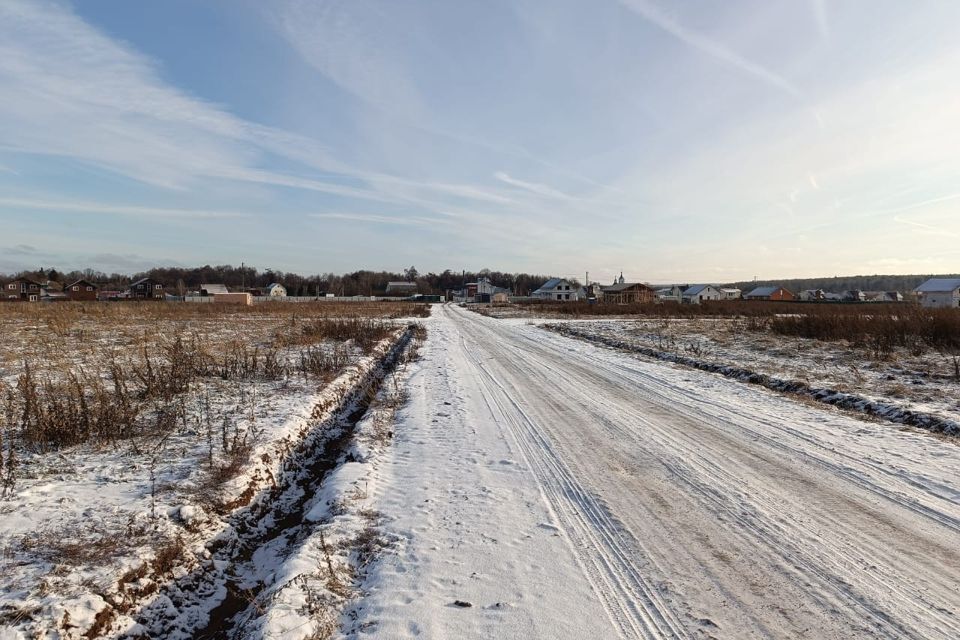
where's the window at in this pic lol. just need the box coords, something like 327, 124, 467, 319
86, 286, 93, 291
155, 284, 162, 289
7, 284, 13, 289
72, 286, 79, 291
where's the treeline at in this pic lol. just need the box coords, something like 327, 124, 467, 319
2, 265, 554, 296
727, 274, 960, 293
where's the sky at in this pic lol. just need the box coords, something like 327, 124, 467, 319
1, 0, 959, 283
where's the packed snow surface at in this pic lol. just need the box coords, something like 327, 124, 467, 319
351, 305, 960, 639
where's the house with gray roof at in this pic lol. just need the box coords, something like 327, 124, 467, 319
745, 285, 795, 301
532, 278, 581, 301
682, 284, 722, 304
915, 278, 960, 308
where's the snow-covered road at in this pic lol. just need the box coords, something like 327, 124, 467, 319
349, 305, 960, 639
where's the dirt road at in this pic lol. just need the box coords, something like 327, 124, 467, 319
352, 305, 960, 639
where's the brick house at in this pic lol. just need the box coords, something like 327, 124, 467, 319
3, 277, 44, 301
65, 279, 99, 301
129, 277, 166, 300
745, 286, 795, 301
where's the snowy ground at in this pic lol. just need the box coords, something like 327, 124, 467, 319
351, 304, 960, 639
539, 316, 960, 426
0, 303, 424, 638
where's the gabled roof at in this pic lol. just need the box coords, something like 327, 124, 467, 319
534, 278, 565, 292
130, 277, 159, 286
683, 284, 716, 296
200, 283, 230, 295
66, 279, 98, 289
746, 286, 780, 297
915, 278, 960, 293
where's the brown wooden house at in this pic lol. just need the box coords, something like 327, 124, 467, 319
601, 282, 655, 304
65, 279, 99, 301
3, 277, 43, 301
129, 277, 165, 300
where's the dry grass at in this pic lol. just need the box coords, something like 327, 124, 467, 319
0, 302, 420, 451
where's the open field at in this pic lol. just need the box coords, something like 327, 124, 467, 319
0, 301, 426, 637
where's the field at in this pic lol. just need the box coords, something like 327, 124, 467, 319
0, 301, 427, 637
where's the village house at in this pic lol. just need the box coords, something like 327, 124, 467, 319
745, 285, 795, 301
861, 291, 905, 303
601, 281, 655, 304
798, 289, 826, 301
655, 285, 684, 303
3, 277, 44, 301
532, 278, 581, 301
65, 279, 99, 301
682, 284, 723, 304
719, 288, 741, 300
915, 278, 960, 308
128, 277, 166, 300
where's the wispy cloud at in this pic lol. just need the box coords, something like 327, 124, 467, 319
309, 212, 449, 226
617, 0, 801, 97
893, 215, 959, 237
494, 171, 572, 200
0, 197, 254, 219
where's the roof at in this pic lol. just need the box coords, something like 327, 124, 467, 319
683, 284, 715, 296
746, 286, 780, 297
915, 278, 960, 293
386, 281, 417, 287
130, 277, 158, 286
66, 279, 98, 289
266, 282, 285, 289
533, 278, 565, 292
200, 283, 230, 295
601, 282, 649, 292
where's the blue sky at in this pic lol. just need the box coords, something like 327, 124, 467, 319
1, 0, 959, 282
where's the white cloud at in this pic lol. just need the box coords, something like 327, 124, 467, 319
617, 0, 801, 97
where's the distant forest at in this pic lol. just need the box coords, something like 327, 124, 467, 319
3, 265, 955, 296
1, 265, 556, 297
726, 274, 960, 294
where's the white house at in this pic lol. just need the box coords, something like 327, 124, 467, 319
532, 278, 581, 301
915, 278, 960, 308
682, 284, 722, 304
719, 287, 741, 300
655, 285, 684, 303
264, 282, 287, 297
